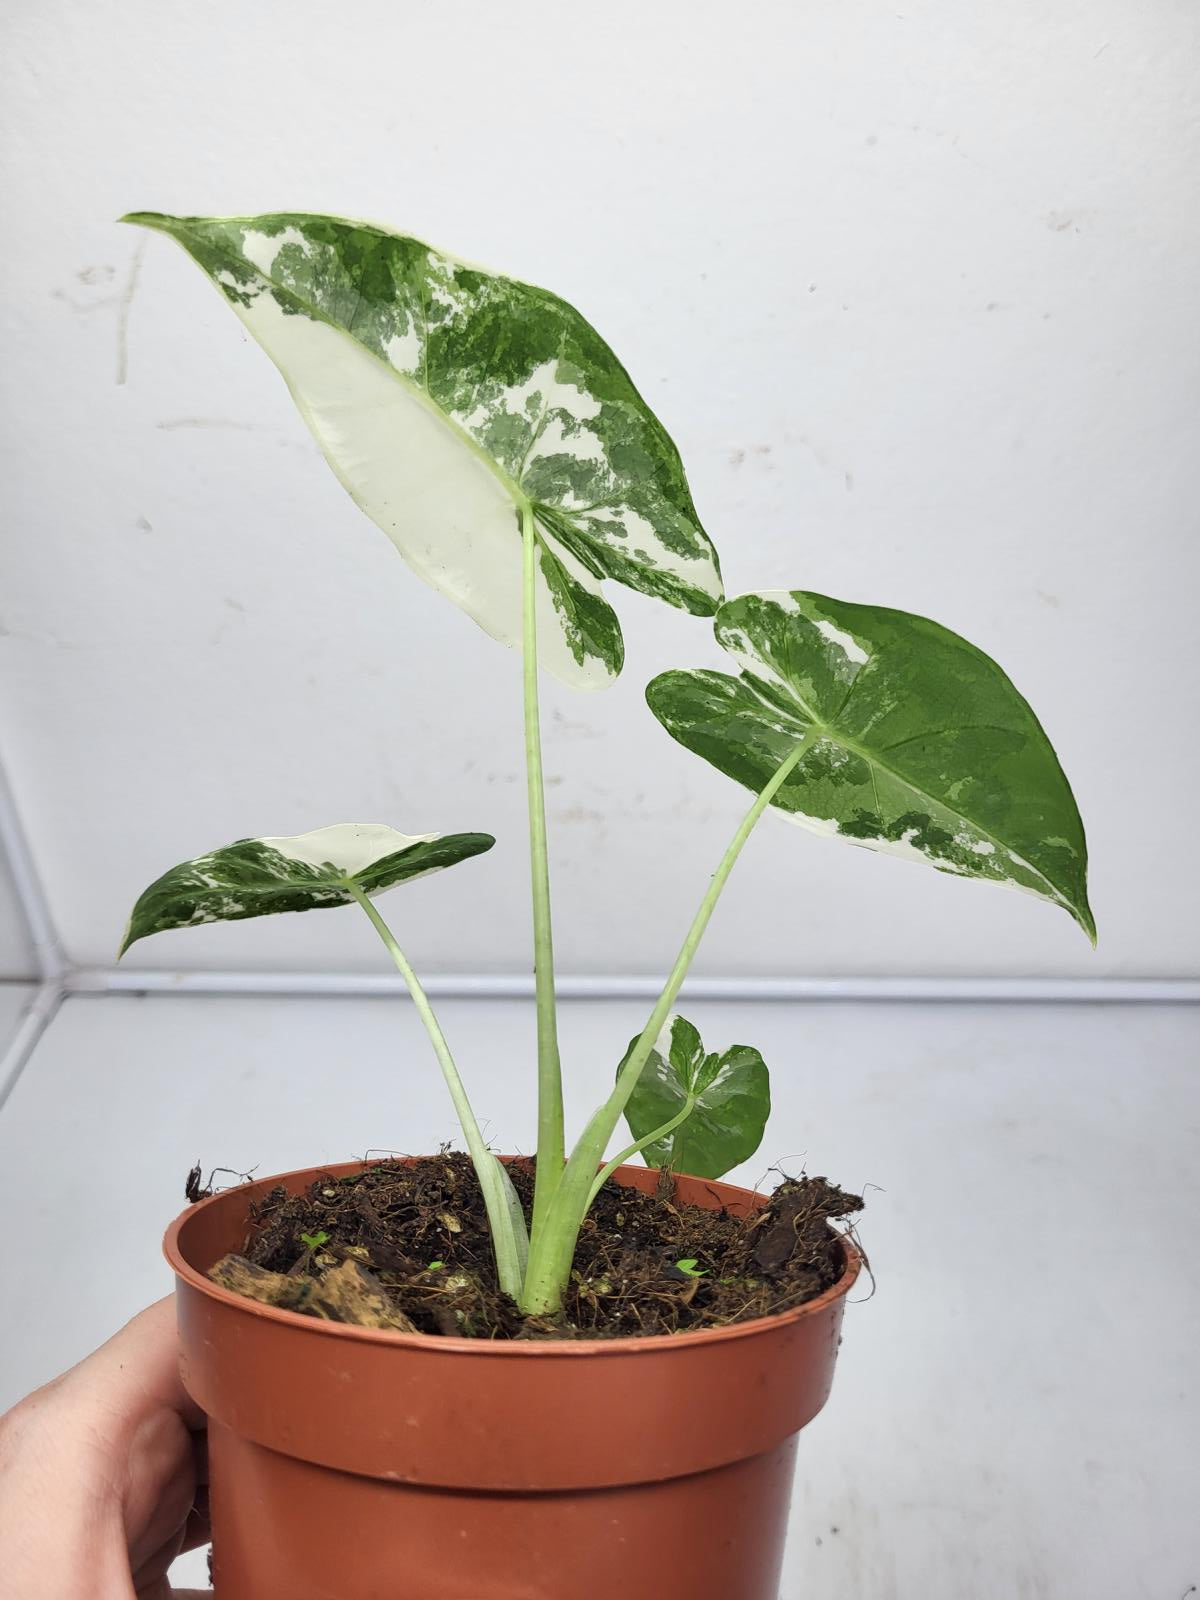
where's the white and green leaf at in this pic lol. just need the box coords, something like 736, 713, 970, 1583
647, 591, 1094, 939
123, 211, 722, 691
120, 823, 494, 955
619, 1013, 771, 1180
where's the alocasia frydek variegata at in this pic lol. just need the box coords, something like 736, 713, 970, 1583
120, 213, 1092, 1315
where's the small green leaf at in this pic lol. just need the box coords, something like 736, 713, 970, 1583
122, 211, 722, 690
299, 1229, 329, 1251
674, 1257, 707, 1278
619, 1013, 771, 1180
647, 590, 1094, 939
426, 1260, 445, 1272
120, 823, 494, 955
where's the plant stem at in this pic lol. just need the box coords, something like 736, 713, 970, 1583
519, 735, 815, 1315
347, 883, 527, 1298
520, 499, 565, 1238
585, 1094, 697, 1209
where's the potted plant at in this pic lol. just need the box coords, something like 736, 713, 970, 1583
119, 211, 1093, 1600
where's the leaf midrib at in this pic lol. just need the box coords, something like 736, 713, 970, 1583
209, 232, 535, 518
740, 671, 1072, 912
181, 856, 425, 901
183, 869, 351, 900
215, 236, 632, 613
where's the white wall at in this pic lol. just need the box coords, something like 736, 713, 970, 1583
1, 0, 1196, 978
0, 853, 34, 981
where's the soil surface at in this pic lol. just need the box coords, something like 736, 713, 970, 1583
204, 1155, 863, 1340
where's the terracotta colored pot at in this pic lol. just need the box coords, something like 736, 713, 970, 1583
166, 1159, 860, 1600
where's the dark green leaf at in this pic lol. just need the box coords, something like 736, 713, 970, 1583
620, 1013, 771, 1180
647, 590, 1094, 939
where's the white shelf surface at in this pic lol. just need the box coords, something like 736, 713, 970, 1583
0, 994, 1195, 1598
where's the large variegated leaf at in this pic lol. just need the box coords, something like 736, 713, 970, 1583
647, 591, 1094, 939
619, 1014, 771, 1180
120, 824, 493, 954
123, 211, 722, 690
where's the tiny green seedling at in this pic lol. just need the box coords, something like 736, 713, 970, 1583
299, 1230, 330, 1252
119, 212, 1093, 1319
426, 1261, 445, 1272
674, 1259, 707, 1279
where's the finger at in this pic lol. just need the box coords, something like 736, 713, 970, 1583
62, 1297, 206, 1432
180, 1487, 211, 1552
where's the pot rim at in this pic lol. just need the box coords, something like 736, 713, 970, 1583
165, 1156, 862, 1358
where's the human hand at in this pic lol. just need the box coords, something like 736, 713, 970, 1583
0, 1297, 209, 1599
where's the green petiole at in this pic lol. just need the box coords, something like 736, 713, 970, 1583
346, 882, 528, 1299
520, 498, 566, 1240
585, 1093, 697, 1210
519, 735, 814, 1315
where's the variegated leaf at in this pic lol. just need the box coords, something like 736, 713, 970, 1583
619, 1013, 771, 1180
647, 591, 1094, 939
123, 211, 722, 690
120, 823, 493, 954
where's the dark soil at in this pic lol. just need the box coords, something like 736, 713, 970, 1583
206, 1155, 863, 1340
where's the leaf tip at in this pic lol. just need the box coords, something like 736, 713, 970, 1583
118, 211, 176, 234
1064, 886, 1097, 947
455, 831, 497, 864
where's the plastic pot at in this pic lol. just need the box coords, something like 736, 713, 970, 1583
165, 1159, 860, 1600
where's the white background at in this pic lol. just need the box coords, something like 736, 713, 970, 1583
2, 0, 1198, 980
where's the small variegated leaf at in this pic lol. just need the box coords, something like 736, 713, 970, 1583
122, 211, 722, 691
120, 823, 493, 955
647, 590, 1094, 939
619, 1013, 771, 1180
